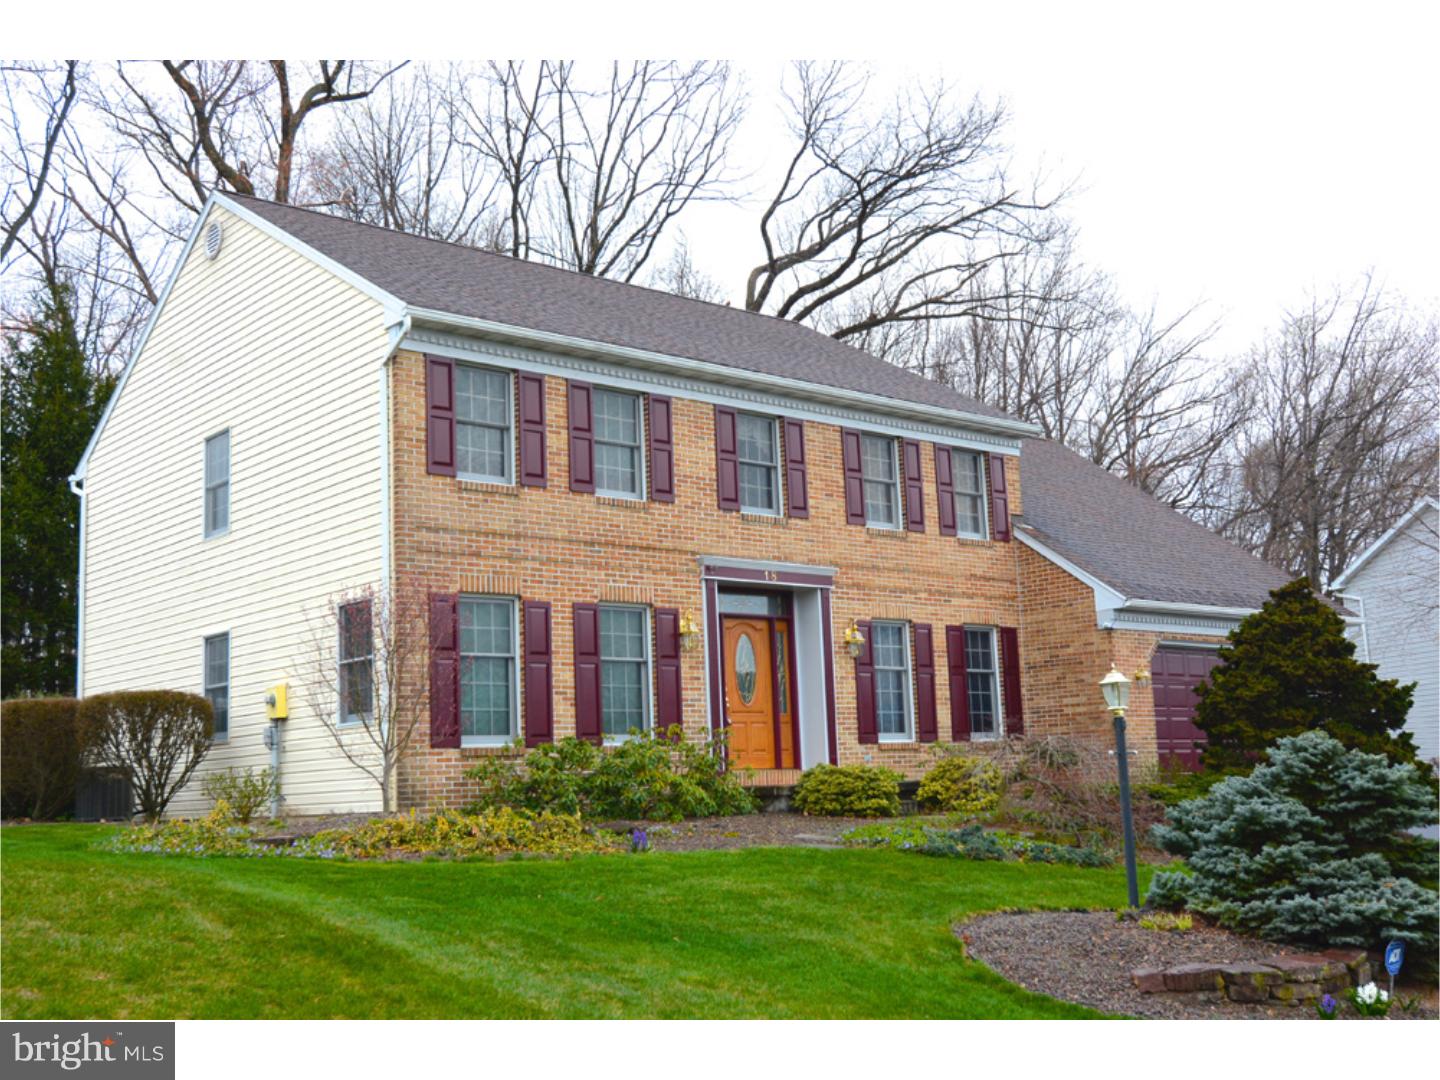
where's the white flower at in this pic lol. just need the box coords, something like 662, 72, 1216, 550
1378, 989, 1390, 1003
1356, 982, 1379, 1005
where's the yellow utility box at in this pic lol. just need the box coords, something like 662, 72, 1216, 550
265, 683, 289, 721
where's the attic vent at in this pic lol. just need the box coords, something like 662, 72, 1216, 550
204, 221, 224, 260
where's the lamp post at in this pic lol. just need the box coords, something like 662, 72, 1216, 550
1100, 665, 1140, 909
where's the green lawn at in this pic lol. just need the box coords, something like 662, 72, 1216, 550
2, 824, 1141, 1019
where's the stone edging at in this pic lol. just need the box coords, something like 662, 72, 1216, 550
1132, 948, 1371, 1006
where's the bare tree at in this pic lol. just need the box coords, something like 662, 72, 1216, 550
1, 61, 78, 262
744, 62, 1058, 346
647, 235, 723, 302
301, 583, 431, 813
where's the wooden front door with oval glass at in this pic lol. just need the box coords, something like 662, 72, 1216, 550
722, 615, 797, 769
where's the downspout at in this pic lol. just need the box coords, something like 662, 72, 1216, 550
379, 311, 409, 812
68, 474, 86, 697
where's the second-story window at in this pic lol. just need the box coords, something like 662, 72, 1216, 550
593, 388, 644, 499
204, 429, 229, 537
861, 434, 900, 528
738, 412, 780, 514
951, 449, 989, 540
455, 365, 513, 483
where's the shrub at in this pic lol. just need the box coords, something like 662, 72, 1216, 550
308, 807, 619, 859
1, 697, 82, 819
1194, 578, 1421, 772
202, 767, 279, 825
78, 690, 214, 821
842, 821, 1114, 866
791, 764, 901, 817
917, 754, 1003, 817
994, 737, 1165, 846
465, 728, 756, 821
1146, 731, 1438, 955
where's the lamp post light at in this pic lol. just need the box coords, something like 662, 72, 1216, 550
1100, 665, 1140, 909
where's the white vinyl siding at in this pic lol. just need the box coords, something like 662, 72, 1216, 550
593, 388, 645, 499
861, 434, 900, 529
204, 633, 230, 739
737, 412, 781, 515
204, 429, 230, 537
454, 364, 513, 483
79, 204, 389, 815
600, 605, 651, 738
965, 627, 1002, 738
951, 449, 989, 540
459, 597, 519, 744
871, 621, 913, 740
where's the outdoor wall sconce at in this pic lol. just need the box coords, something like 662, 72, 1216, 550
1133, 668, 1152, 688
842, 619, 866, 658
678, 610, 702, 652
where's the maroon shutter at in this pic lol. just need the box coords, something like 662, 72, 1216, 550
425, 355, 456, 477
935, 444, 957, 536
648, 395, 675, 503
517, 373, 548, 487
999, 626, 1024, 736
854, 619, 877, 744
946, 625, 971, 741
902, 438, 925, 532
914, 623, 937, 742
654, 607, 683, 737
988, 453, 1011, 541
428, 594, 460, 748
714, 405, 740, 511
572, 603, 602, 743
783, 418, 809, 518
522, 601, 553, 746
567, 381, 595, 493
841, 429, 866, 525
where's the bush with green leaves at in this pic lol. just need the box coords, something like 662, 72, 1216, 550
1147, 731, 1438, 955
202, 767, 279, 825
916, 754, 1004, 817
1195, 579, 1421, 772
78, 691, 214, 821
843, 821, 1113, 866
791, 763, 901, 817
464, 728, 756, 821
1, 697, 82, 819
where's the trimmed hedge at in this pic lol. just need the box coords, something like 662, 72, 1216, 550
1, 697, 82, 819
917, 754, 1004, 817
791, 764, 901, 817
79, 690, 214, 821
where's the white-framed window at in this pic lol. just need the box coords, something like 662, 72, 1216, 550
600, 604, 652, 738
861, 434, 900, 529
203, 429, 230, 537
203, 632, 230, 739
459, 596, 519, 745
965, 627, 1003, 738
737, 412, 781, 514
871, 620, 914, 741
338, 601, 374, 726
455, 364, 514, 483
951, 449, 989, 540
593, 388, 645, 499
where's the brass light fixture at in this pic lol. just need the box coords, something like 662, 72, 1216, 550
678, 610, 702, 652
842, 619, 866, 658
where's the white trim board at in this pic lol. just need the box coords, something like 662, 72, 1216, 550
1329, 497, 1440, 592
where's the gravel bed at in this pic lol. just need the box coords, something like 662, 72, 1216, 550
960, 910, 1437, 1019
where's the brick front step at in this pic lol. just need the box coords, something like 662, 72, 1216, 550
1132, 949, 1373, 1004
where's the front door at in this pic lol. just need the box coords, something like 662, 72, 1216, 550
723, 616, 780, 769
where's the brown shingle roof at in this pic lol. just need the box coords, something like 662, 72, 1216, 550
1018, 438, 1291, 610
227, 194, 1016, 422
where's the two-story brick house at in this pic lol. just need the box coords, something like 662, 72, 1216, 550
71, 194, 1290, 815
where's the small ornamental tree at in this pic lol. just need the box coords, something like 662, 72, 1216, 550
1147, 731, 1438, 955
1194, 578, 1419, 773
78, 691, 214, 821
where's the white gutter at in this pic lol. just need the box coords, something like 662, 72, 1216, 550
404, 306, 1042, 442
70, 475, 86, 696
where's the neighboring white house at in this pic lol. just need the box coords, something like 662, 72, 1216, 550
1331, 498, 1440, 768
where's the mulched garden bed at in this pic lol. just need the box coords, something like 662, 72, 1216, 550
959, 910, 1437, 1020
599, 813, 886, 852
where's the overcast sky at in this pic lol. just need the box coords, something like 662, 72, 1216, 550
673, 5, 1439, 355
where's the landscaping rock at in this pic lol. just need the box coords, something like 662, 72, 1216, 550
1131, 968, 1169, 993
1217, 963, 1284, 1003
1271, 982, 1321, 1006
1262, 955, 1328, 982
1164, 963, 1224, 992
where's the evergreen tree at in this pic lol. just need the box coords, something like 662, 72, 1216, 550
1194, 578, 1419, 772
1, 283, 115, 697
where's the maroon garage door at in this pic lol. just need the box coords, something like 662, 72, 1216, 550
1152, 646, 1221, 770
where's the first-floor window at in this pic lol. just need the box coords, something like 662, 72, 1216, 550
951, 449, 989, 539
204, 633, 229, 739
460, 597, 518, 743
871, 620, 913, 739
338, 601, 374, 724
600, 605, 651, 737
965, 627, 1001, 737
